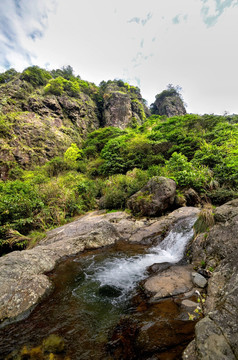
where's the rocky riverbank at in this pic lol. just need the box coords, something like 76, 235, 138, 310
183, 199, 238, 360
0, 206, 198, 328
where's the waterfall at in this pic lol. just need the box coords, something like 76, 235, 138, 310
73, 215, 196, 303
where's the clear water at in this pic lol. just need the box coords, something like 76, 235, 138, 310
0, 215, 196, 359
75, 215, 195, 304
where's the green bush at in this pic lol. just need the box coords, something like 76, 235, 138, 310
64, 143, 82, 169
0, 114, 12, 137
99, 133, 164, 175
100, 169, 148, 209
44, 76, 65, 96
0, 180, 43, 236
0, 68, 18, 84
206, 188, 238, 205
45, 157, 68, 177
162, 152, 214, 191
84, 127, 126, 153
21, 66, 52, 86
44, 76, 81, 97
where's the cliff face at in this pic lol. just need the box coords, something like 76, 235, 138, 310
102, 81, 150, 129
0, 76, 100, 179
151, 86, 187, 117
0, 71, 151, 178
154, 95, 187, 117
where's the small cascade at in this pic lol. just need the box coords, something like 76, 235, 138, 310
73, 215, 196, 304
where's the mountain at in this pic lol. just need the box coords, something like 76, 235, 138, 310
0, 67, 149, 179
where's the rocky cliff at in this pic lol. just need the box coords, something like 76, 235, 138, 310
0, 74, 100, 179
151, 86, 187, 117
0, 70, 150, 178
102, 80, 150, 129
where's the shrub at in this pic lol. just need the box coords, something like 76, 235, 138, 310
206, 188, 238, 205
0, 114, 12, 137
64, 143, 82, 169
194, 205, 214, 234
44, 76, 81, 97
162, 152, 214, 191
0, 68, 18, 84
44, 76, 65, 96
45, 157, 68, 177
100, 169, 148, 209
21, 66, 52, 86
0, 180, 43, 236
84, 127, 126, 153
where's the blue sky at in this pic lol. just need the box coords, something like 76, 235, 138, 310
0, 0, 238, 114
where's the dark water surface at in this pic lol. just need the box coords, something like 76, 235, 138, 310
0, 243, 147, 359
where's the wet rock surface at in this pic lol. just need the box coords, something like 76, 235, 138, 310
108, 280, 200, 360
0, 207, 199, 327
144, 265, 194, 300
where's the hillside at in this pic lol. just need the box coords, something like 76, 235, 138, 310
0, 66, 238, 255
0, 66, 148, 180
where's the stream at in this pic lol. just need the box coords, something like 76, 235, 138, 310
0, 215, 196, 359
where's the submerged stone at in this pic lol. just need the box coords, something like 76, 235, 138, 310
98, 284, 122, 298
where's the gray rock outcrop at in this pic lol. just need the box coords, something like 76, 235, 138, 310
151, 87, 186, 118
183, 199, 238, 359
102, 82, 149, 129
127, 176, 176, 216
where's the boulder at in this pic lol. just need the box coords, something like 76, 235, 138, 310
127, 176, 176, 216
184, 188, 201, 207
143, 265, 194, 301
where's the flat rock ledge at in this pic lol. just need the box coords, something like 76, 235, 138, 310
0, 206, 199, 328
144, 265, 194, 301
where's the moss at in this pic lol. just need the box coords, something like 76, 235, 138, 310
42, 334, 65, 354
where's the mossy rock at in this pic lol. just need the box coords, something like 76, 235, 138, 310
42, 334, 65, 354
127, 176, 176, 216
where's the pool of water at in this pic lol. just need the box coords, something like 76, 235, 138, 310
0, 216, 196, 359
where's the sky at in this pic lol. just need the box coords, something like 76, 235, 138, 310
0, 0, 238, 114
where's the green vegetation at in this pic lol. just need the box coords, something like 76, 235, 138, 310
21, 65, 52, 87
0, 68, 18, 84
0, 66, 238, 255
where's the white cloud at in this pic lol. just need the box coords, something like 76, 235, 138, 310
0, 0, 238, 114
0, 0, 57, 71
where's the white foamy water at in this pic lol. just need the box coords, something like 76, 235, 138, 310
92, 216, 196, 295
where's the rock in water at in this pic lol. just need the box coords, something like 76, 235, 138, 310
98, 285, 122, 298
